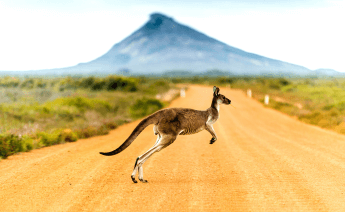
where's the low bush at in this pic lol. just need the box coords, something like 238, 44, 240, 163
217, 77, 235, 84
59, 129, 78, 142
37, 131, 62, 146
335, 122, 345, 134
75, 126, 99, 139
0, 134, 24, 159
75, 125, 109, 139
104, 122, 117, 130
22, 136, 34, 151
105, 76, 138, 92
129, 98, 164, 119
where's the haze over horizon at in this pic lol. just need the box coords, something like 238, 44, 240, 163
0, 0, 344, 72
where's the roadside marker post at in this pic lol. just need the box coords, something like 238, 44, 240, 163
247, 89, 252, 98
265, 95, 269, 105
180, 88, 186, 97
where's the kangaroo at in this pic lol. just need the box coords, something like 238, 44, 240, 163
100, 86, 231, 183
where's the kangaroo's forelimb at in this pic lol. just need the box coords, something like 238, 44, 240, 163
205, 124, 217, 144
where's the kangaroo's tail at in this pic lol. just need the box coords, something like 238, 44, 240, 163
99, 112, 159, 156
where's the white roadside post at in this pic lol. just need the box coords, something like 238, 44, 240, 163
180, 88, 186, 97
264, 95, 269, 105
247, 89, 252, 98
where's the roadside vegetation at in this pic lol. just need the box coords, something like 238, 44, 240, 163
0, 76, 174, 159
2, 74, 345, 159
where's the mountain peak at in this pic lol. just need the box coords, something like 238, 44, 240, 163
150, 13, 174, 22
143, 13, 175, 31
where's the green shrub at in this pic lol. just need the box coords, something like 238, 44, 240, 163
336, 102, 345, 111
43, 97, 112, 118
322, 102, 345, 111
278, 78, 291, 86
22, 136, 34, 152
335, 122, 345, 134
36, 80, 47, 88
191, 76, 202, 83
37, 131, 61, 146
75, 125, 109, 139
75, 126, 98, 139
129, 98, 164, 119
59, 129, 78, 142
8, 135, 24, 153
143, 79, 170, 95
269, 81, 281, 90
0, 77, 20, 88
42, 106, 51, 114
0, 134, 24, 159
57, 106, 77, 121
104, 122, 117, 130
20, 79, 35, 89
105, 76, 138, 92
80, 77, 95, 88
299, 111, 323, 125
329, 108, 340, 117
91, 80, 106, 91
217, 77, 235, 84
171, 78, 183, 84
63, 97, 92, 110
59, 77, 78, 90
272, 101, 293, 110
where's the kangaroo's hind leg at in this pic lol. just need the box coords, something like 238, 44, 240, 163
131, 133, 161, 183
132, 134, 177, 183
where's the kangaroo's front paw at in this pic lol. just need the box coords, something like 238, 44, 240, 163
210, 137, 217, 144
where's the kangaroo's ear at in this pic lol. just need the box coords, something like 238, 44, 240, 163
213, 86, 220, 96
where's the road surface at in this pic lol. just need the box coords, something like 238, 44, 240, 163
1, 85, 345, 211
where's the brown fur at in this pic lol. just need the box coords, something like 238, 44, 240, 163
100, 86, 231, 183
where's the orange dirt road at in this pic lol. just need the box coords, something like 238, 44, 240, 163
1, 85, 345, 212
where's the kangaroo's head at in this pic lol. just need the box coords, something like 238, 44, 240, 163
213, 86, 231, 105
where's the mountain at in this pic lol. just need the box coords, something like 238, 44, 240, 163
73, 13, 311, 76
0, 13, 340, 77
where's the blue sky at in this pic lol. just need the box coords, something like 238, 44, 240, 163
0, 0, 344, 72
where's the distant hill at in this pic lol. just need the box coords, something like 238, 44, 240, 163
312, 69, 343, 77
0, 13, 341, 77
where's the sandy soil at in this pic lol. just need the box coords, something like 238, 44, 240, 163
1, 85, 345, 211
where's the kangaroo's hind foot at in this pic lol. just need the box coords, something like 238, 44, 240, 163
131, 157, 139, 183
138, 166, 148, 183
131, 175, 138, 183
